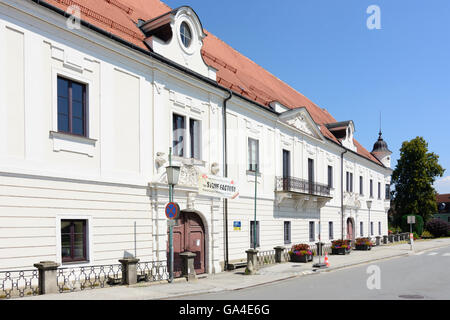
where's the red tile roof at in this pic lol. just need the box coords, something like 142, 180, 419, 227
41, 0, 383, 166
437, 194, 450, 203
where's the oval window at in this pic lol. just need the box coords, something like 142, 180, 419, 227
180, 22, 192, 48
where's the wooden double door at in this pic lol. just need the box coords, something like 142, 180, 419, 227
169, 211, 206, 277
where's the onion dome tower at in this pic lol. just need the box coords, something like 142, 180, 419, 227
371, 130, 392, 168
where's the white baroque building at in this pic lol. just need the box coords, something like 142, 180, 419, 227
0, 0, 392, 274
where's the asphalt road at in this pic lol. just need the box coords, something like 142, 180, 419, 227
179, 245, 450, 300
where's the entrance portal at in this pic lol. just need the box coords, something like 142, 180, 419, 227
169, 211, 206, 277
346, 218, 354, 241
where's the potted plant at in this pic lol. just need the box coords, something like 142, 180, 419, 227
331, 239, 351, 255
289, 244, 313, 263
355, 237, 373, 250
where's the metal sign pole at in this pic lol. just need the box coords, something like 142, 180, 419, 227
409, 221, 413, 251
253, 164, 258, 249
168, 148, 174, 283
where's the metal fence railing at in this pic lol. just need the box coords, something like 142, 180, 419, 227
256, 250, 277, 267
136, 260, 169, 282
0, 269, 39, 299
275, 176, 331, 197
57, 264, 123, 293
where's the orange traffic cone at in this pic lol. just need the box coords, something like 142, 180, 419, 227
324, 252, 330, 267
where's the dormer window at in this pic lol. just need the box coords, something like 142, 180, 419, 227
180, 22, 192, 48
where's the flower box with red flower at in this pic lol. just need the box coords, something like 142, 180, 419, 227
331, 240, 351, 255
355, 237, 373, 250
289, 244, 313, 263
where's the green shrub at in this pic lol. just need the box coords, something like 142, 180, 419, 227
421, 230, 433, 239
401, 215, 424, 235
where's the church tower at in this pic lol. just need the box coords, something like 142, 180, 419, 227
371, 130, 392, 168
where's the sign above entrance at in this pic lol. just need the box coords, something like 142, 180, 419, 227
165, 202, 180, 220
198, 174, 239, 199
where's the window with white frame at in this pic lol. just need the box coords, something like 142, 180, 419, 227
189, 118, 201, 159
173, 113, 185, 157
284, 221, 291, 244
359, 176, 364, 195
329, 221, 334, 240
250, 220, 260, 248
360, 221, 364, 237
248, 138, 259, 172
57, 76, 87, 136
309, 221, 315, 242
378, 182, 381, 199
346, 172, 353, 192
327, 166, 333, 188
172, 113, 201, 159
370, 179, 374, 198
61, 219, 88, 263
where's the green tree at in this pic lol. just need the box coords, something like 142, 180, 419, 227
392, 137, 445, 223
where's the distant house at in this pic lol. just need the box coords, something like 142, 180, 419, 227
436, 194, 450, 223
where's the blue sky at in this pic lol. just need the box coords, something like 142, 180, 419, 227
165, 0, 450, 193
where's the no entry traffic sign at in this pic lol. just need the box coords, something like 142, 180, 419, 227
165, 202, 180, 220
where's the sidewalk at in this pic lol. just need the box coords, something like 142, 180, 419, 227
22, 238, 450, 300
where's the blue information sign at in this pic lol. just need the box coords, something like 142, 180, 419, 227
165, 202, 180, 220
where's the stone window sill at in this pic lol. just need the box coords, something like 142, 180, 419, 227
50, 131, 97, 157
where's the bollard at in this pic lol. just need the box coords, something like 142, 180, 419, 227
245, 249, 259, 275
180, 252, 197, 281
273, 246, 285, 263
315, 242, 325, 256
34, 261, 60, 295
119, 258, 140, 285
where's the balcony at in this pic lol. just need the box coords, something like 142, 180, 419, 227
275, 176, 332, 209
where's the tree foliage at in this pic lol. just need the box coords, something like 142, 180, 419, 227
392, 137, 444, 222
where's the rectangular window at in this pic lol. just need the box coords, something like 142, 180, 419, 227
189, 118, 201, 159
284, 221, 291, 244
359, 176, 364, 195
248, 138, 259, 172
308, 159, 314, 194
309, 221, 315, 242
61, 219, 87, 263
329, 221, 333, 240
370, 179, 373, 198
385, 184, 390, 200
327, 166, 333, 188
250, 220, 260, 248
283, 150, 290, 178
378, 221, 381, 235
57, 76, 87, 136
173, 113, 185, 157
378, 182, 381, 199
371, 222, 374, 236
360, 221, 363, 237
346, 172, 353, 192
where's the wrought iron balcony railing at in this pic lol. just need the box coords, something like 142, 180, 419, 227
275, 176, 331, 197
